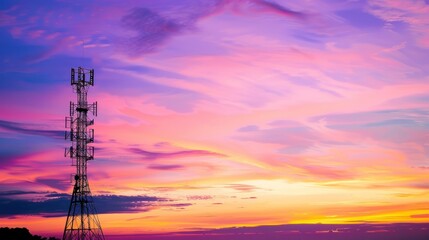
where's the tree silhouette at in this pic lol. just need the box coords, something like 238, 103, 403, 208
0, 227, 60, 240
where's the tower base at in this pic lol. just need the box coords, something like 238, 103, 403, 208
63, 177, 104, 240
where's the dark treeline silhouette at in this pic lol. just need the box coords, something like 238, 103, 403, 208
0, 227, 59, 240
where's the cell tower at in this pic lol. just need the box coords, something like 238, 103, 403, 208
63, 67, 105, 240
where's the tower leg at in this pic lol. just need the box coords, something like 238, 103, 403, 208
63, 177, 104, 240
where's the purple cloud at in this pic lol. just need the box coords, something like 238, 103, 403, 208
0, 191, 193, 218
235, 120, 327, 154
252, 0, 305, 18
225, 184, 260, 192
121, 8, 186, 55
120, 0, 306, 55
35, 177, 70, 191
237, 125, 259, 132
148, 164, 184, 170
0, 190, 41, 196
186, 195, 213, 200
388, 93, 429, 105
0, 120, 63, 139
0, 152, 27, 169
311, 109, 429, 144
128, 147, 225, 160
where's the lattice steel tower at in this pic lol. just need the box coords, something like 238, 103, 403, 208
63, 67, 105, 240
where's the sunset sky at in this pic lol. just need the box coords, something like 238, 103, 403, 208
1, 0, 429, 237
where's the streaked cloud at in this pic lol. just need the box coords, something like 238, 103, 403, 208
128, 147, 225, 161
0, 191, 192, 218
0, 120, 63, 139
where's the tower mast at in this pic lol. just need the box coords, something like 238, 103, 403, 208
63, 67, 104, 240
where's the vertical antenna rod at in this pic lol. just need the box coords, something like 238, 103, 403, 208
63, 67, 104, 240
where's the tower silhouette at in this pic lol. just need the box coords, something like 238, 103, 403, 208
63, 67, 105, 240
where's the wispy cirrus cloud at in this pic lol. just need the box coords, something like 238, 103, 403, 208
121, 8, 186, 55
0, 120, 63, 139
235, 120, 331, 154
147, 164, 184, 170
225, 183, 260, 192
128, 147, 225, 160
367, 0, 429, 48
0, 190, 41, 196
186, 195, 213, 201
34, 177, 70, 191
120, 0, 306, 55
311, 109, 429, 144
250, 0, 305, 18
296, 164, 356, 181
